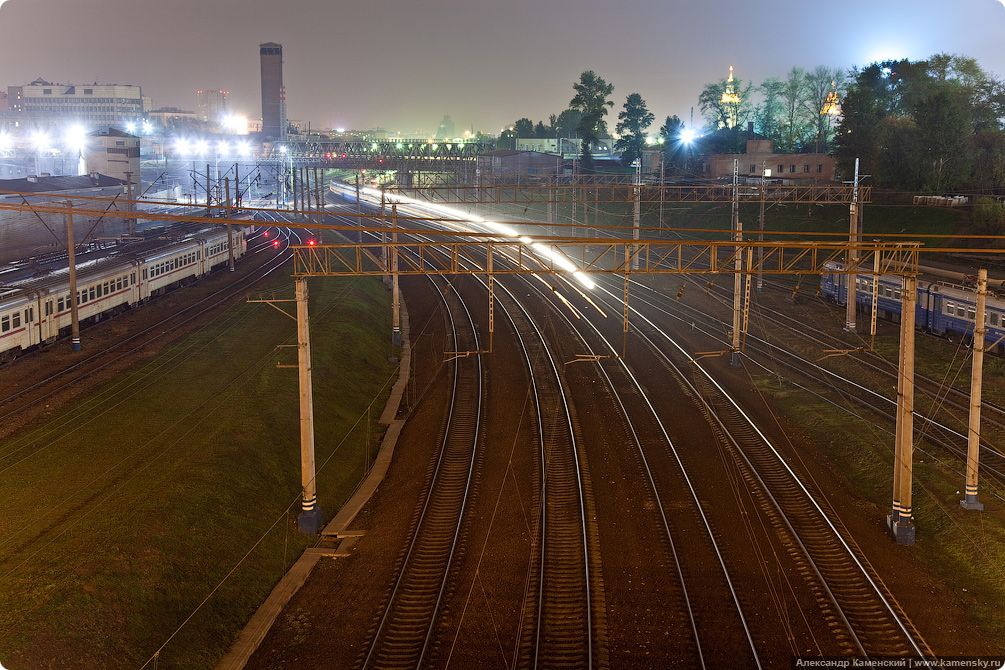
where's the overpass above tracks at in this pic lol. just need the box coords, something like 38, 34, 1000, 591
262, 138, 493, 173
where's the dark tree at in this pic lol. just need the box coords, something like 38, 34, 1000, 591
513, 118, 535, 140
570, 70, 614, 172
551, 109, 582, 139
658, 115, 686, 169
615, 93, 655, 167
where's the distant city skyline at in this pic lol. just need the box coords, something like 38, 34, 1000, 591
1, 0, 1003, 136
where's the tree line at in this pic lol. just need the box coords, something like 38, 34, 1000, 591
502, 54, 1005, 192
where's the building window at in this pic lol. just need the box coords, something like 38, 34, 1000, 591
817, 164, 823, 173
43, 89, 51, 95
790, 165, 796, 173
749, 164, 756, 173
778, 164, 784, 174
84, 89, 93, 95
803, 164, 810, 173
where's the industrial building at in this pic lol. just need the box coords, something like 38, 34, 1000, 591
259, 43, 286, 139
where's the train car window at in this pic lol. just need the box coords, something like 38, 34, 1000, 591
103, 282, 109, 296
12, 313, 20, 328
1, 315, 8, 332
132, 272, 136, 284
895, 289, 901, 300
946, 302, 954, 315
89, 287, 96, 301
968, 308, 976, 321
991, 312, 999, 327
27, 307, 33, 323
58, 297, 64, 311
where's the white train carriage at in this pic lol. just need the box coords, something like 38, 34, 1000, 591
0, 290, 37, 359
0, 225, 250, 359
139, 240, 204, 301
136, 226, 247, 301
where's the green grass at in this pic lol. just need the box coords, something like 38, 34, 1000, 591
0, 271, 399, 669
755, 371, 1005, 647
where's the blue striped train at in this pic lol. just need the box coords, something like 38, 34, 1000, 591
820, 261, 1005, 355
0, 225, 250, 361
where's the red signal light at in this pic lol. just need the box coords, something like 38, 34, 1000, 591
342, 153, 347, 159
308, 239, 315, 246
264, 231, 269, 237
273, 240, 280, 247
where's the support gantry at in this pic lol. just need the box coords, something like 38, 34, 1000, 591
890, 275, 917, 545
248, 280, 322, 534
961, 269, 987, 511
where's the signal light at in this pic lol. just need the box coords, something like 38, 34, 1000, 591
308, 239, 315, 246
273, 240, 280, 247
264, 231, 269, 237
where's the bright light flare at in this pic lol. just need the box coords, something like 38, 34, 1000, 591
680, 128, 697, 144
0, 132, 13, 153
223, 114, 248, 134
351, 183, 596, 290
64, 124, 87, 153
30, 130, 51, 153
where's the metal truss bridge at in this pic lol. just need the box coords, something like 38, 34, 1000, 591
261, 138, 492, 172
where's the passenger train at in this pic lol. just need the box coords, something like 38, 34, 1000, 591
0, 225, 249, 360
821, 262, 1005, 355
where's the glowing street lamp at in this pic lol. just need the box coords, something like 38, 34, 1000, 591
64, 124, 88, 176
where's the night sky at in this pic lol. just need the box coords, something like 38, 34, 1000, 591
1, 0, 1003, 136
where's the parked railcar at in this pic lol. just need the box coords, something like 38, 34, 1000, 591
0, 226, 249, 361
821, 262, 1005, 355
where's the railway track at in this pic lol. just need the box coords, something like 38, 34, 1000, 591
360, 275, 483, 669
586, 275, 933, 659
492, 279, 597, 670
625, 274, 1005, 500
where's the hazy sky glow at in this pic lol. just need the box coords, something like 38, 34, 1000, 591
1, 0, 1003, 135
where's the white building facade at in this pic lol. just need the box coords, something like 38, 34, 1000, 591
7, 79, 149, 129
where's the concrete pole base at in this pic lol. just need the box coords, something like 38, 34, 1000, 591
730, 351, 741, 367
887, 514, 916, 546
960, 495, 984, 511
72, 337, 81, 352
297, 507, 323, 535
392, 330, 402, 347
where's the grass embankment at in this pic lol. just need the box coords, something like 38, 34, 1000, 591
754, 329, 1005, 647
0, 272, 399, 668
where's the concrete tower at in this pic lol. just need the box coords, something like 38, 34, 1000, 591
260, 42, 286, 139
